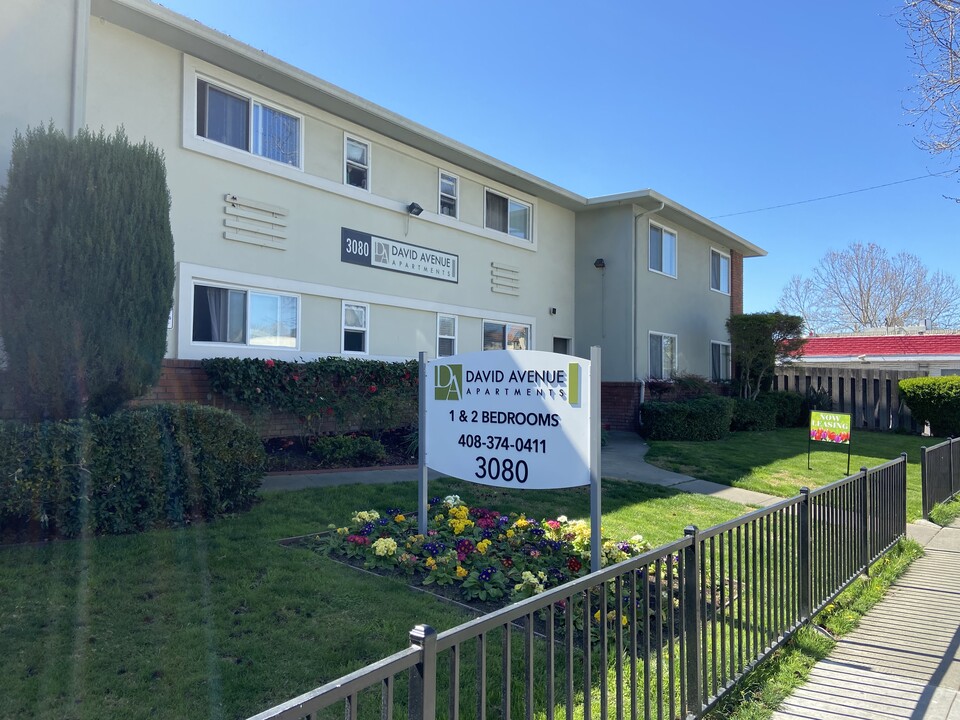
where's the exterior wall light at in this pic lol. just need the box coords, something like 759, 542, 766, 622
594, 258, 606, 269
407, 202, 424, 216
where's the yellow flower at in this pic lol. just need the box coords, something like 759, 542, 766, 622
394, 514, 405, 522
477, 539, 491, 555
506, 529, 515, 538
425, 557, 437, 570
456, 565, 468, 579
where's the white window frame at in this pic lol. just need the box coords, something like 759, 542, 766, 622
191, 281, 300, 350
195, 74, 303, 169
344, 135, 371, 192
483, 320, 531, 351
439, 170, 459, 219
342, 301, 370, 355
648, 221, 678, 278
648, 331, 678, 379
710, 248, 731, 295
437, 313, 458, 357
711, 341, 732, 382
484, 188, 532, 241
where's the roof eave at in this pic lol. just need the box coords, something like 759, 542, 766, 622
585, 190, 766, 258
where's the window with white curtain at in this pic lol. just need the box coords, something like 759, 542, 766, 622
437, 314, 457, 357
343, 302, 369, 353
649, 222, 677, 277
196, 78, 300, 167
439, 171, 458, 218
192, 284, 298, 347
345, 136, 370, 190
649, 332, 677, 379
484, 189, 531, 240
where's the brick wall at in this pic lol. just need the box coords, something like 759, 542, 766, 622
730, 250, 744, 316
601, 382, 642, 432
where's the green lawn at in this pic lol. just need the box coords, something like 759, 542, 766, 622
644, 427, 941, 521
0, 477, 747, 720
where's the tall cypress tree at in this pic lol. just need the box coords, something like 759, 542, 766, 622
0, 125, 174, 420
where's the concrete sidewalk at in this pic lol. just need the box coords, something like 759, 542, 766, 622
772, 519, 960, 720
260, 431, 781, 507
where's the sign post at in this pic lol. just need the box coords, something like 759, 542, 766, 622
419, 348, 602, 571
808, 410, 853, 475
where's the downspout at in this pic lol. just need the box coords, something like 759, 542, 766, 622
70, 0, 91, 137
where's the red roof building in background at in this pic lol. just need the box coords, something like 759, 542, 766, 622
789, 334, 960, 375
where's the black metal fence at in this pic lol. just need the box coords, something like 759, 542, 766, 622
248, 456, 908, 720
921, 437, 960, 518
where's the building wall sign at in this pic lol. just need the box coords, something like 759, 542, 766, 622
341, 227, 458, 283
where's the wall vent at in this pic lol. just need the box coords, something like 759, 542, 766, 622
223, 194, 288, 250
491, 261, 519, 296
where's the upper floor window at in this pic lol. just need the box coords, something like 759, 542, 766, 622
649, 332, 677, 379
438, 314, 457, 357
711, 341, 731, 382
649, 223, 677, 277
196, 79, 300, 167
439, 171, 459, 218
483, 321, 529, 350
485, 189, 531, 240
711, 249, 731, 294
192, 284, 298, 347
345, 136, 370, 191
343, 301, 369, 353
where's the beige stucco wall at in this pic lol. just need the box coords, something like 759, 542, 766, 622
81, 18, 577, 362
0, 0, 78, 174
575, 205, 732, 382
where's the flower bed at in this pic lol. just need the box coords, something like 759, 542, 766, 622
313, 495, 651, 605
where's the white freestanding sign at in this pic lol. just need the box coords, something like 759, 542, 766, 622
424, 350, 591, 489
417, 347, 602, 572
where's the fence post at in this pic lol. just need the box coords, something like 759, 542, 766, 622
798, 488, 812, 620
409, 624, 437, 720
682, 526, 703, 716
951, 438, 957, 499
900, 452, 909, 537
921, 445, 930, 520
860, 467, 870, 577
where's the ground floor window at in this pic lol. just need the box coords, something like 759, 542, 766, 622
649, 332, 677, 379
192, 284, 297, 347
438, 314, 457, 357
483, 321, 530, 350
711, 341, 731, 381
343, 302, 369, 353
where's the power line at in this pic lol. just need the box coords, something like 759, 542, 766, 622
710, 171, 953, 219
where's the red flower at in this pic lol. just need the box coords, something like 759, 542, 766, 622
368, 384, 377, 393
291, 374, 300, 381
326, 407, 335, 415
567, 557, 582, 573
265, 359, 275, 368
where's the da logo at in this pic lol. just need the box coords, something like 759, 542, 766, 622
434, 364, 463, 401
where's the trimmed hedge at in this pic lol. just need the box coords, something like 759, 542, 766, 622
731, 398, 777, 432
310, 434, 386, 468
639, 397, 734, 441
763, 391, 806, 427
0, 404, 265, 538
899, 376, 960, 436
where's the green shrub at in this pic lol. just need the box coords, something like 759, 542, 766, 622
673, 373, 712, 400
899, 376, 960, 436
759, 392, 806, 428
310, 434, 386, 468
731, 398, 777, 431
639, 397, 734, 441
0, 404, 265, 538
202, 356, 418, 438
0, 125, 174, 420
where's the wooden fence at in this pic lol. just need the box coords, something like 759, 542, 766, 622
772, 366, 921, 433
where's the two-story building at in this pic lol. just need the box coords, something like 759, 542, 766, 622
1, 0, 766, 429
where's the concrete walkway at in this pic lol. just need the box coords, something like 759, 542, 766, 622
772, 519, 960, 720
260, 431, 781, 507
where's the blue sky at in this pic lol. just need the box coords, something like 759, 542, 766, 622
158, 0, 958, 314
